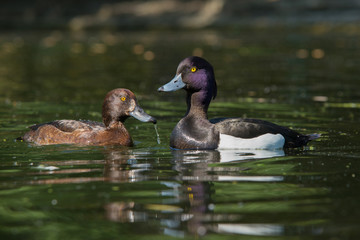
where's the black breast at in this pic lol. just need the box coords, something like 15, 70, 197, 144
170, 116, 219, 150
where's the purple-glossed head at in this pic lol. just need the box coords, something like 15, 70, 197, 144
158, 56, 217, 100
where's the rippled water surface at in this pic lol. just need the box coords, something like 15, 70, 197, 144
1, 27, 360, 239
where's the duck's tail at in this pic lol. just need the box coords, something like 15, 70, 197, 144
307, 133, 321, 141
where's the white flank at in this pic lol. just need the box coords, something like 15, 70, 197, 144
218, 133, 285, 150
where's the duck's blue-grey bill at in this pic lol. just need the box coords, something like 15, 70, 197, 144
157, 74, 185, 92
130, 105, 157, 124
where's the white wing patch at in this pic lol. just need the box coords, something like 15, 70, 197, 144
218, 133, 285, 150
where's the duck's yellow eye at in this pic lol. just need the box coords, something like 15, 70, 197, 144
191, 67, 197, 72
121, 97, 126, 101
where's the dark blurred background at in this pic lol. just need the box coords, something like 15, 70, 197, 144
1, 0, 360, 30
1, 0, 359, 105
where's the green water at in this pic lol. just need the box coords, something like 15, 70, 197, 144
1, 26, 360, 239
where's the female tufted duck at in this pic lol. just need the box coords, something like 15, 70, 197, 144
22, 88, 156, 146
158, 56, 320, 150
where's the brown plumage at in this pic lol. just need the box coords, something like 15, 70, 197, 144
22, 88, 156, 146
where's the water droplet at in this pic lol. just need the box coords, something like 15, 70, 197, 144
208, 203, 215, 210
154, 123, 161, 144
197, 226, 207, 236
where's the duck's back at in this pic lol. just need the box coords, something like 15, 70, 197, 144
211, 117, 318, 148
22, 120, 132, 146
28, 120, 105, 132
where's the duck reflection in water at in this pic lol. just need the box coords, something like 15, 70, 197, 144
103, 147, 152, 183
28, 147, 152, 185
103, 147, 153, 223
30, 146, 284, 236
104, 148, 285, 237
169, 149, 284, 237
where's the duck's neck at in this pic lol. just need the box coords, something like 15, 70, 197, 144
185, 90, 211, 118
109, 121, 131, 138
104, 121, 133, 146
107, 121, 126, 130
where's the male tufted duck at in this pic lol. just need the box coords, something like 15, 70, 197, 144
158, 56, 320, 150
22, 88, 156, 146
